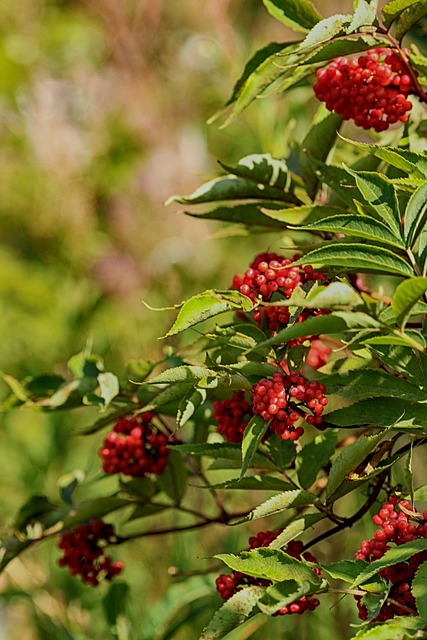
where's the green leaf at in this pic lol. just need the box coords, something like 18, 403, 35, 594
392, 277, 427, 329
0, 372, 30, 402
157, 450, 188, 505
61, 497, 133, 530
120, 477, 157, 500
262, 203, 348, 226
259, 579, 313, 615
340, 137, 427, 179
126, 359, 155, 383
97, 372, 119, 410
326, 397, 427, 430
323, 369, 427, 402
297, 214, 405, 248
200, 586, 264, 640
382, 0, 421, 28
14, 496, 59, 531
185, 204, 288, 229
320, 559, 369, 582
205, 475, 295, 492
166, 290, 253, 337
291, 243, 412, 276
354, 617, 424, 639
325, 431, 388, 500
352, 539, 427, 588
237, 489, 320, 523
262, 0, 323, 33
300, 14, 352, 49
215, 547, 321, 585
395, 0, 427, 40
346, 168, 402, 236
403, 181, 427, 247
255, 311, 381, 350
102, 582, 129, 627
347, 0, 377, 32
300, 35, 389, 64
296, 430, 338, 489
173, 443, 277, 470
219, 154, 292, 190
67, 350, 104, 378
412, 561, 427, 620
148, 366, 218, 385
300, 109, 343, 200
177, 387, 207, 428
267, 519, 308, 549
140, 382, 194, 412
286, 282, 364, 308
241, 416, 270, 479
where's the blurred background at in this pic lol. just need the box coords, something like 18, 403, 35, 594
0, 1, 425, 638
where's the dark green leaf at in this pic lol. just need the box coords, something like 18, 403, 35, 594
14, 496, 59, 531
296, 430, 338, 489
300, 109, 343, 200
412, 561, 427, 620
291, 243, 412, 276
205, 475, 295, 491
340, 137, 427, 179
185, 204, 289, 229
241, 415, 270, 479
325, 431, 388, 500
173, 443, 277, 470
300, 35, 389, 65
326, 397, 427, 430
262, 0, 322, 33
323, 369, 427, 402
382, 0, 420, 27
102, 582, 129, 627
126, 359, 156, 383
157, 450, 188, 505
352, 539, 427, 588
320, 559, 369, 582
297, 214, 405, 248
395, 0, 427, 40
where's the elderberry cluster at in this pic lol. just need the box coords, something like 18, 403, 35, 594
58, 520, 124, 586
314, 49, 415, 131
100, 412, 169, 477
216, 532, 320, 615
252, 371, 328, 440
213, 390, 252, 443
355, 496, 427, 621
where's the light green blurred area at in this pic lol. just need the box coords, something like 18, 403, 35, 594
1, 1, 426, 638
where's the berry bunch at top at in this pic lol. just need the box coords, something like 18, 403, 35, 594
100, 412, 169, 477
216, 532, 320, 616
58, 519, 124, 586
355, 496, 427, 621
314, 49, 415, 131
252, 370, 328, 441
213, 390, 252, 443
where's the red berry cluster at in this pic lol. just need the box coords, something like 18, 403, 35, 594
355, 496, 427, 621
213, 390, 252, 443
252, 371, 328, 440
58, 519, 124, 586
314, 49, 415, 131
100, 412, 169, 477
232, 254, 326, 305
306, 339, 331, 370
216, 532, 321, 615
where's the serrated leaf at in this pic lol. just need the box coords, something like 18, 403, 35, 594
267, 519, 307, 549
262, 203, 348, 226
185, 204, 288, 229
297, 214, 405, 248
219, 154, 292, 190
291, 242, 412, 276
254, 311, 381, 350
300, 34, 389, 64
340, 137, 427, 179
300, 109, 343, 200
326, 397, 427, 430
354, 617, 424, 639
300, 14, 352, 49
347, 0, 377, 32
323, 369, 427, 402
166, 290, 253, 337
215, 547, 321, 585
148, 366, 218, 385
200, 585, 264, 640
205, 475, 295, 491
320, 559, 369, 582
392, 277, 427, 329
403, 181, 427, 247
346, 168, 402, 236
262, 0, 322, 33
412, 560, 427, 620
241, 416, 270, 479
177, 387, 207, 428
325, 431, 388, 500
395, 0, 427, 40
237, 489, 320, 523
296, 429, 338, 489
352, 539, 427, 588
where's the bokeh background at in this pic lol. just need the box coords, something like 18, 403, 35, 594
0, 1, 426, 638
